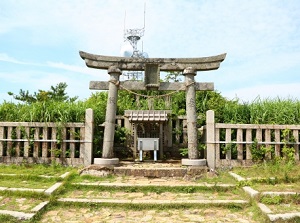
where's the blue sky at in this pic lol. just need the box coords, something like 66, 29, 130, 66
1, 0, 300, 103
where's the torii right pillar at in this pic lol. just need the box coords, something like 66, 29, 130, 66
182, 67, 206, 167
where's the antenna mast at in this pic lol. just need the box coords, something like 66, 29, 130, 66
121, 3, 148, 80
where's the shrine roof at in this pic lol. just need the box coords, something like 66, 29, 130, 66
124, 110, 171, 122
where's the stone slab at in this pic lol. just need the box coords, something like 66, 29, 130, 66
243, 186, 259, 198
60, 172, 70, 179
31, 201, 49, 212
0, 210, 34, 220
181, 159, 206, 166
58, 198, 247, 205
229, 172, 246, 181
258, 203, 273, 214
45, 182, 63, 195
94, 158, 119, 165
114, 167, 187, 177
268, 213, 300, 222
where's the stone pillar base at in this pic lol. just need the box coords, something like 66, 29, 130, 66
182, 159, 206, 166
94, 158, 119, 165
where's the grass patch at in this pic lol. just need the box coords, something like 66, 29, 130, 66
195, 170, 237, 184
233, 163, 300, 183
65, 183, 235, 194
0, 163, 75, 176
0, 189, 48, 199
252, 183, 300, 192
0, 196, 45, 212
0, 214, 21, 223
259, 194, 300, 214
0, 175, 58, 189
69, 173, 116, 184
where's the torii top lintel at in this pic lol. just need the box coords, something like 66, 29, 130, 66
79, 51, 226, 72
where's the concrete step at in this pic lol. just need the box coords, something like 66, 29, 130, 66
58, 198, 248, 206
82, 161, 209, 178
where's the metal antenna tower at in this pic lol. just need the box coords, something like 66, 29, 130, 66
121, 3, 148, 80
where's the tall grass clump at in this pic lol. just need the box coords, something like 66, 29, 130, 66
0, 92, 108, 124
222, 96, 300, 124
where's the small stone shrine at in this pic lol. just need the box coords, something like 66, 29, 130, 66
80, 51, 226, 166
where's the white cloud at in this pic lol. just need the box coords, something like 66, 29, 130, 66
0, 53, 29, 65
1, 0, 300, 102
46, 61, 105, 78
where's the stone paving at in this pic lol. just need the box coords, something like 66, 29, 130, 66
0, 163, 299, 222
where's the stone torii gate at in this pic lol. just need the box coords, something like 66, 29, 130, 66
80, 51, 226, 167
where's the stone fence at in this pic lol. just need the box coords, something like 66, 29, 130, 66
204, 110, 300, 168
1, 108, 300, 168
0, 109, 94, 166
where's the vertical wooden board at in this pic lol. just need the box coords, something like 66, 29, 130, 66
117, 119, 122, 126
51, 128, 57, 157
165, 118, 172, 147
256, 128, 263, 156
182, 119, 188, 144
237, 128, 243, 160
61, 127, 67, 158
264, 129, 272, 159
33, 127, 40, 158
246, 129, 252, 160
79, 127, 85, 158
215, 128, 220, 160
175, 119, 180, 144
293, 130, 299, 161
24, 127, 30, 157
0, 127, 4, 156
133, 123, 137, 159
275, 129, 281, 157
69, 127, 75, 158
225, 128, 231, 160
42, 127, 48, 158
7, 127, 13, 156
159, 123, 163, 159
16, 127, 21, 157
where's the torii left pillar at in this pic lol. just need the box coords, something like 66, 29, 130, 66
182, 67, 206, 166
94, 66, 121, 165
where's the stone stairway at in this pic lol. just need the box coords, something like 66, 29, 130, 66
54, 175, 252, 223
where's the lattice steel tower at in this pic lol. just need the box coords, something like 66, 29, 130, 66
120, 5, 148, 80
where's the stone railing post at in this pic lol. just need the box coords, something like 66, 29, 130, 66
84, 108, 94, 166
95, 66, 121, 165
206, 110, 216, 169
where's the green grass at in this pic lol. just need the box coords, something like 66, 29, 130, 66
195, 170, 237, 184
233, 163, 300, 182
0, 163, 299, 222
0, 196, 45, 212
252, 183, 300, 192
69, 173, 116, 184
0, 175, 57, 189
259, 194, 300, 214
0, 164, 75, 176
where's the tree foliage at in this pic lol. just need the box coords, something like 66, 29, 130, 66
8, 82, 78, 104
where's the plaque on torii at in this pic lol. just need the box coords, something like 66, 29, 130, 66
80, 51, 226, 167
